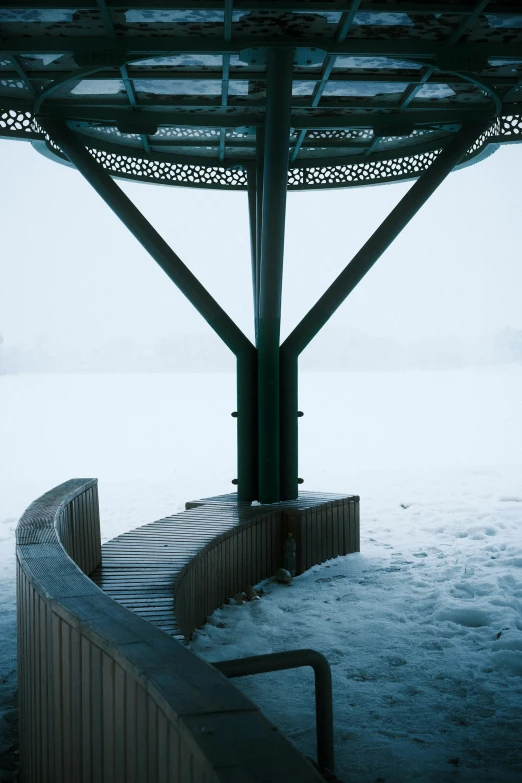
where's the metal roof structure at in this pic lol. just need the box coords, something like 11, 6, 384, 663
1, 3, 521, 505
0, 1, 521, 189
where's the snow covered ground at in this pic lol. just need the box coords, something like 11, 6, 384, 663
1, 369, 521, 781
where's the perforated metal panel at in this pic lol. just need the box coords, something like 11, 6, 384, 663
0, 2, 521, 188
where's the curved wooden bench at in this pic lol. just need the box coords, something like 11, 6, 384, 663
16, 479, 327, 783
90, 491, 359, 642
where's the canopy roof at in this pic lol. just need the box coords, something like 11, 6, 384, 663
0, 1, 521, 189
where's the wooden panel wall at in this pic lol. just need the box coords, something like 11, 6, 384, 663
16, 480, 323, 783
174, 495, 360, 641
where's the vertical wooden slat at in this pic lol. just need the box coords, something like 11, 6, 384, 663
79, 491, 87, 571
157, 710, 169, 783
125, 677, 137, 783
245, 525, 252, 588
167, 722, 180, 780
179, 741, 193, 782
261, 519, 266, 582
87, 486, 96, 573
147, 700, 158, 783
81, 636, 92, 783
355, 497, 361, 551
61, 621, 72, 781
304, 509, 310, 570
114, 662, 126, 782
321, 501, 328, 563
21, 571, 29, 783
93, 481, 102, 565
331, 501, 338, 556
46, 586, 55, 783
342, 500, 350, 556
52, 611, 63, 783
136, 683, 148, 783
29, 580, 36, 783
326, 501, 333, 561
38, 593, 49, 782
91, 644, 103, 783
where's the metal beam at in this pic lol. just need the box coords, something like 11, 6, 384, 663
218, 0, 234, 163
247, 164, 258, 335
291, 0, 362, 161
257, 49, 293, 504
7, 55, 37, 98
41, 119, 252, 358
366, 1, 492, 159
279, 120, 490, 499
2, 38, 521, 60
283, 121, 490, 358
254, 125, 264, 344
25, 96, 505, 113
2, 70, 518, 88
0, 1, 517, 13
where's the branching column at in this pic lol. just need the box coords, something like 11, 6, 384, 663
257, 50, 293, 504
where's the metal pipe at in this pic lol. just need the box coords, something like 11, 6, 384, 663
212, 648, 334, 773
257, 49, 293, 504
279, 350, 299, 500
247, 164, 258, 344
237, 349, 258, 501
41, 118, 253, 359
255, 125, 264, 345
282, 121, 490, 359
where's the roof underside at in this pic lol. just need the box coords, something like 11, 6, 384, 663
0, 1, 521, 189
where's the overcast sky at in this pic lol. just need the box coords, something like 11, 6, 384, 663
1, 137, 521, 351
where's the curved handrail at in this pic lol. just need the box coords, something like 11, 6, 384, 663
16, 479, 323, 783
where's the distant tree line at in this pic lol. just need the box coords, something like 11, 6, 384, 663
1, 329, 522, 374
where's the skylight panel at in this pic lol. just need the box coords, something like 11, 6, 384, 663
131, 55, 223, 67
71, 80, 124, 96
292, 11, 342, 24
0, 9, 74, 22
21, 54, 64, 66
228, 81, 249, 96
292, 82, 316, 97
126, 10, 224, 23
334, 57, 422, 70
134, 80, 222, 96
323, 82, 408, 97
353, 13, 413, 27
485, 15, 522, 29
415, 84, 456, 99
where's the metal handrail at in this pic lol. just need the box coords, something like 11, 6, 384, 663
212, 648, 334, 774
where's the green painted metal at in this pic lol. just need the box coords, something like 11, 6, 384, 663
257, 49, 293, 504
2, 36, 521, 60
19, 102, 498, 134
236, 349, 258, 502
0, 2, 516, 12
255, 126, 264, 344
283, 121, 490, 359
247, 165, 258, 338
279, 351, 299, 501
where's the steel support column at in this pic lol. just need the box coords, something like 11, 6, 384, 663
257, 49, 293, 503
255, 125, 264, 343
279, 121, 490, 499
247, 165, 258, 338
